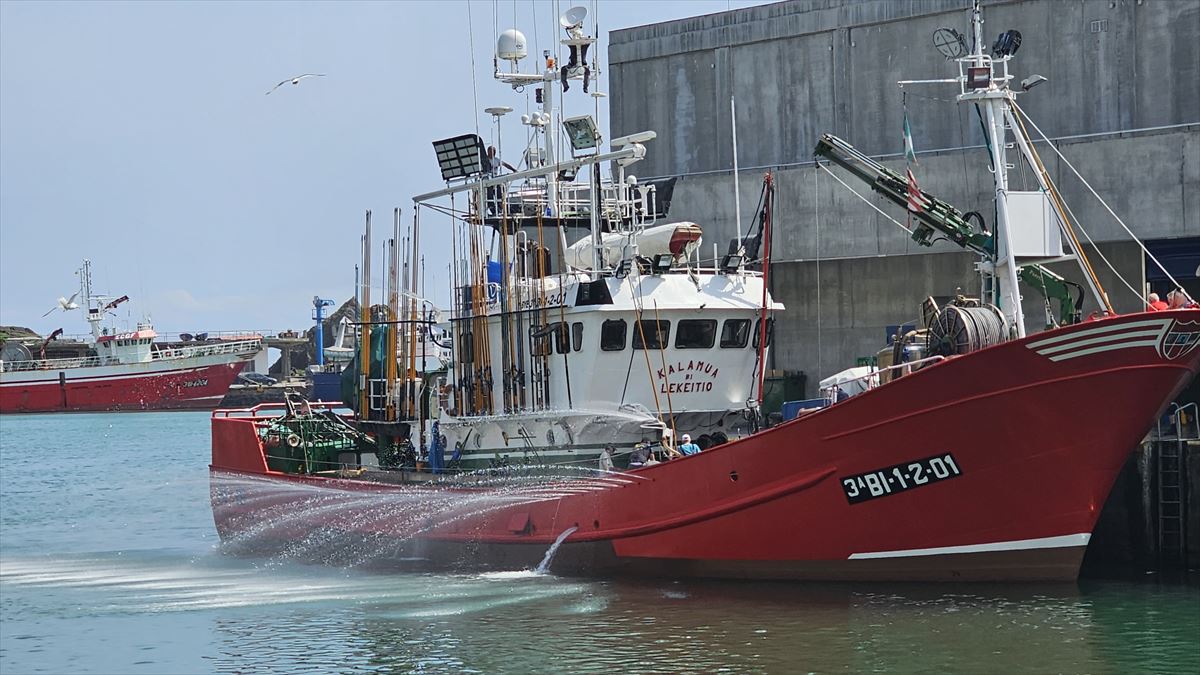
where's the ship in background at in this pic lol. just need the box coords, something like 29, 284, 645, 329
207, 2, 1199, 581
0, 260, 261, 413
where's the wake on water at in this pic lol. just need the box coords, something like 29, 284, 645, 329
211, 471, 601, 572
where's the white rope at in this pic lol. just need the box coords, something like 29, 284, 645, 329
467, 1, 480, 137
816, 162, 913, 235
1012, 100, 1189, 298
814, 166, 822, 380
1044, 168, 1144, 303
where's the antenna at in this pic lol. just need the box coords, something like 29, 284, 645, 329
932, 28, 966, 60
559, 6, 587, 33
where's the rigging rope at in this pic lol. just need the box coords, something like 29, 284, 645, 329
467, 1, 481, 137
816, 162, 913, 235
1011, 100, 1190, 299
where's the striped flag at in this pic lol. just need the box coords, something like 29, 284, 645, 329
906, 167, 929, 213
902, 111, 928, 214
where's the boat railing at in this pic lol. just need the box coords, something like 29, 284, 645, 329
212, 400, 349, 419
2, 338, 262, 373
821, 355, 947, 400
150, 338, 262, 361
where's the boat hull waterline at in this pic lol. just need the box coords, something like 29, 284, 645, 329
210, 311, 1200, 581
2, 358, 251, 413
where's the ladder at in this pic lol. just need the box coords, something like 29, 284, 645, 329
1157, 403, 1198, 566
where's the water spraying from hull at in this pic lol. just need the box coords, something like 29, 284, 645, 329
535, 526, 579, 574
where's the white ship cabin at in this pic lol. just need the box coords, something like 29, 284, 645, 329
94, 325, 157, 364
440, 218, 784, 451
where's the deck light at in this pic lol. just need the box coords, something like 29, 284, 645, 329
651, 253, 673, 274
432, 134, 486, 181
563, 114, 600, 152
720, 253, 743, 274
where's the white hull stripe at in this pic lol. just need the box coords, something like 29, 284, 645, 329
1027, 319, 1169, 350
847, 533, 1091, 560
1034, 329, 1164, 356
1027, 319, 1171, 362
1048, 339, 1161, 362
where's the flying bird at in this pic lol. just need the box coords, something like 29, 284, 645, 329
42, 292, 80, 317
266, 73, 326, 95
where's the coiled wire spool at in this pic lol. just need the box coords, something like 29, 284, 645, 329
927, 304, 1007, 356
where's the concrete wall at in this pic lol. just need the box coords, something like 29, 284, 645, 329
609, 0, 1200, 385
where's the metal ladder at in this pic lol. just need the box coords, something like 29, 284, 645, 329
1157, 403, 1198, 566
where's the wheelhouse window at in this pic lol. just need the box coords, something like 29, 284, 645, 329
753, 317, 775, 349
720, 319, 751, 348
675, 319, 717, 349
554, 322, 571, 355
600, 319, 627, 351
572, 322, 583, 352
633, 320, 670, 350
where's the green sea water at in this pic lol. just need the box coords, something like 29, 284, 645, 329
1, 411, 1197, 674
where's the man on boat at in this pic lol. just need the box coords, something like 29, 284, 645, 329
678, 434, 701, 456
1168, 289, 1198, 309
1147, 293, 1169, 311
485, 146, 516, 217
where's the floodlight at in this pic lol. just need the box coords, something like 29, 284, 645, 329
720, 253, 743, 274
1020, 74, 1047, 91
557, 167, 577, 182
432, 134, 486, 181
563, 114, 599, 151
651, 254, 673, 274
615, 258, 633, 279
991, 30, 1022, 57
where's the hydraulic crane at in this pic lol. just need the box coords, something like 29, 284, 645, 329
814, 133, 1083, 327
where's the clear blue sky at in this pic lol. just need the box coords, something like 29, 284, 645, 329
0, 0, 766, 338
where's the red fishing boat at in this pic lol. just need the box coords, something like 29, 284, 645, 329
208, 3, 1199, 581
1, 260, 261, 413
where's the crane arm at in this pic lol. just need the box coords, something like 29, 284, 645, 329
814, 133, 1081, 326
814, 134, 993, 256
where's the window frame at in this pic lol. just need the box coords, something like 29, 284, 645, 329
720, 318, 751, 349
675, 319, 717, 349
633, 319, 670, 350
600, 319, 627, 352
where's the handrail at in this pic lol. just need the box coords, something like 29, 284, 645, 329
821, 355, 947, 391
1, 338, 262, 373
1173, 402, 1199, 441
212, 400, 349, 418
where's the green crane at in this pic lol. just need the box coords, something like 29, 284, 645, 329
813, 133, 1083, 327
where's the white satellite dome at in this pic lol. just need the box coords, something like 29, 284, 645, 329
496, 29, 527, 62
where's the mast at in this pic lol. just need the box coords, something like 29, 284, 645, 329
960, 0, 1025, 338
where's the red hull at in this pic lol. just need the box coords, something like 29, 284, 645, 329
1, 361, 248, 413
210, 311, 1200, 581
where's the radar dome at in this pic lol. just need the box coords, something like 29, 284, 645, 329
497, 29, 527, 62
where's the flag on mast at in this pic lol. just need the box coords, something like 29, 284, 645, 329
902, 110, 928, 213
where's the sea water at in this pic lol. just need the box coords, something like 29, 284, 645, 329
1, 411, 1197, 674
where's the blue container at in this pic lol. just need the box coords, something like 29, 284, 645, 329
781, 398, 827, 421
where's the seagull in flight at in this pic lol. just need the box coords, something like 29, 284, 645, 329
43, 292, 80, 317
266, 73, 325, 95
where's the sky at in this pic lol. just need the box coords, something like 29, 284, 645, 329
0, 0, 768, 338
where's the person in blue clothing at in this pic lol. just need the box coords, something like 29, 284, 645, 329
678, 433, 701, 456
